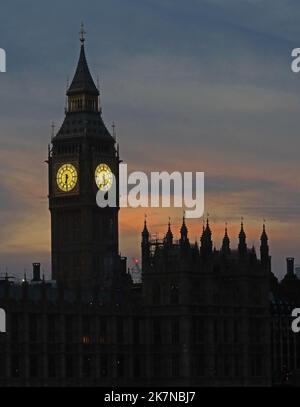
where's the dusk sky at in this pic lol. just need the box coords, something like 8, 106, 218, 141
0, 0, 300, 280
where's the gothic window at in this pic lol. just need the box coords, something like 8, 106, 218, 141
83, 355, 92, 378
170, 283, 179, 305
11, 313, 20, 342
29, 355, 38, 378
223, 319, 229, 343
116, 355, 124, 378
48, 355, 56, 378
152, 283, 161, 305
153, 354, 162, 378
133, 318, 140, 345
66, 355, 74, 378
82, 315, 91, 335
11, 354, 20, 378
99, 318, 108, 344
29, 314, 38, 343
233, 320, 239, 343
213, 319, 219, 344
171, 354, 180, 378
171, 319, 180, 344
196, 355, 205, 376
251, 354, 263, 377
194, 318, 204, 343
47, 315, 56, 343
117, 317, 124, 344
65, 315, 73, 343
133, 356, 141, 378
100, 355, 108, 377
153, 319, 162, 344
224, 355, 230, 377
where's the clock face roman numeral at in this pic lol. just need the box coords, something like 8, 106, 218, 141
56, 163, 78, 192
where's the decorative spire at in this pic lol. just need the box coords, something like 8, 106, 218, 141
180, 212, 190, 250
142, 214, 149, 240
67, 25, 99, 97
50, 122, 55, 141
261, 221, 268, 243
112, 122, 116, 140
205, 218, 212, 237
238, 218, 247, 256
141, 215, 150, 268
260, 221, 270, 267
222, 223, 230, 254
180, 212, 188, 238
165, 217, 173, 246
200, 217, 213, 258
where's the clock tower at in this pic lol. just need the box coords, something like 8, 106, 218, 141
48, 29, 120, 289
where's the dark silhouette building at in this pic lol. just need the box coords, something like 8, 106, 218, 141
270, 257, 300, 386
0, 30, 292, 387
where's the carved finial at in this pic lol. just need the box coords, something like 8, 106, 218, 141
112, 122, 116, 140
79, 22, 86, 44
51, 122, 55, 141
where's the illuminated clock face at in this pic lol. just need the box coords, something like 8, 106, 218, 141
56, 163, 78, 192
95, 163, 113, 191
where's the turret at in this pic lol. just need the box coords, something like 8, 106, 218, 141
164, 219, 173, 248
221, 225, 230, 255
141, 217, 150, 269
200, 219, 213, 259
238, 220, 247, 257
260, 223, 270, 268
179, 214, 190, 251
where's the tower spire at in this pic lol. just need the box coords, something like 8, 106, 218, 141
200, 217, 213, 258
238, 218, 247, 256
222, 223, 230, 254
180, 212, 190, 250
67, 24, 99, 100
142, 214, 149, 240
165, 217, 173, 247
260, 220, 270, 268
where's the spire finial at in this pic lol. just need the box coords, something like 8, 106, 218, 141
182, 211, 186, 226
112, 122, 116, 140
51, 122, 55, 141
142, 214, 149, 239
79, 22, 86, 44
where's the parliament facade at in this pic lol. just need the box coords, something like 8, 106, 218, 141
0, 33, 299, 387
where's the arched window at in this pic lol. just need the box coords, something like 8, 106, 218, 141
152, 283, 161, 305
170, 283, 179, 305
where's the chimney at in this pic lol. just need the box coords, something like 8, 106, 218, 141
32, 263, 41, 282
286, 257, 295, 275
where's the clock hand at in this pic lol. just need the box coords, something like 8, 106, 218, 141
65, 173, 69, 190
